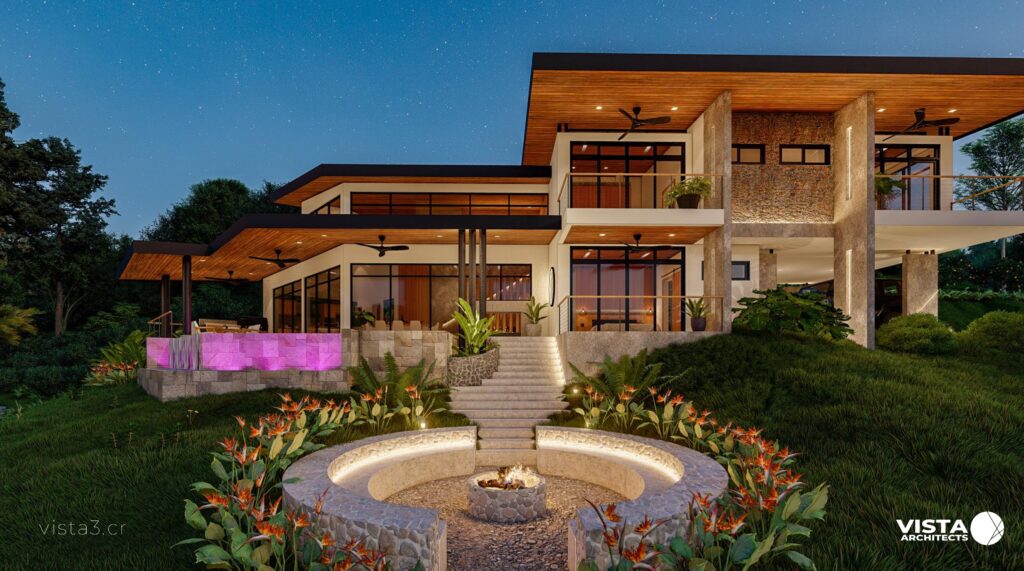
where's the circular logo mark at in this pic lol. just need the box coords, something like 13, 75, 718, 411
970, 512, 1004, 545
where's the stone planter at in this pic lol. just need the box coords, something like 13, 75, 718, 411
466, 471, 547, 523
523, 322, 543, 337
445, 348, 499, 387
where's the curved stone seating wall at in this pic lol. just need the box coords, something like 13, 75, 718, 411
283, 427, 477, 571
535, 427, 729, 570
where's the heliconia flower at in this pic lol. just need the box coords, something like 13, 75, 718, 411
332, 560, 354, 571
716, 511, 748, 535
218, 437, 238, 451
280, 392, 293, 403
361, 392, 375, 403
234, 415, 246, 428
670, 395, 685, 406
634, 515, 655, 535
286, 510, 311, 529
318, 531, 335, 548
269, 496, 282, 516
602, 503, 622, 523
648, 387, 658, 396
602, 528, 620, 547
250, 498, 267, 521
690, 493, 712, 510
199, 490, 229, 509
255, 520, 286, 541
342, 538, 360, 551
623, 542, 649, 562
314, 489, 328, 514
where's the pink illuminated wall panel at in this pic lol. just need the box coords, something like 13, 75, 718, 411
198, 333, 342, 371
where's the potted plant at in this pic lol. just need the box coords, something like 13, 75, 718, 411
875, 175, 907, 208
447, 298, 499, 386
685, 298, 707, 332
664, 176, 713, 209
522, 295, 549, 337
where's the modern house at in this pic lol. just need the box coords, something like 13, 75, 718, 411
121, 53, 1024, 400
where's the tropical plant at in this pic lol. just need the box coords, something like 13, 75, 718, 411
85, 329, 147, 385
874, 175, 907, 198
0, 305, 38, 346
348, 353, 447, 429
577, 501, 665, 571
523, 295, 549, 324
664, 176, 713, 205
876, 314, 956, 355
684, 298, 706, 319
351, 308, 376, 328
732, 287, 853, 340
570, 350, 683, 432
452, 297, 495, 355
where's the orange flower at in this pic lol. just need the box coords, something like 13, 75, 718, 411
280, 392, 293, 403
623, 541, 649, 563
234, 415, 246, 428
669, 395, 685, 406
218, 437, 238, 451
601, 503, 622, 523
318, 531, 335, 548
287, 510, 311, 529
254, 521, 286, 541
314, 489, 328, 514
716, 511, 748, 535
690, 493, 712, 510
200, 490, 229, 509
332, 560, 354, 571
602, 527, 620, 547
648, 386, 659, 397
634, 515, 655, 535
361, 392, 375, 403
269, 497, 282, 516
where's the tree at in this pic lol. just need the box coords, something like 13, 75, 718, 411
143, 179, 289, 243
955, 118, 1024, 258
0, 304, 38, 346
0, 77, 116, 335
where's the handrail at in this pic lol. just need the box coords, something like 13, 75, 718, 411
557, 172, 723, 212
873, 174, 1024, 209
147, 310, 173, 325
556, 294, 726, 333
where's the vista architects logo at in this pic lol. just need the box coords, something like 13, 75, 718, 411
897, 512, 1004, 545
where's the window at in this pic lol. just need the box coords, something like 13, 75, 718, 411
731, 144, 765, 164
875, 144, 940, 210
570, 247, 685, 332
312, 197, 342, 214
700, 261, 752, 281
305, 268, 341, 332
351, 264, 531, 329
272, 280, 302, 333
569, 142, 685, 208
779, 144, 830, 165
350, 193, 547, 216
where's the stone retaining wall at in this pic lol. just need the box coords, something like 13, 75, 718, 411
535, 427, 729, 570
356, 330, 453, 372
445, 348, 499, 387
138, 368, 347, 402
557, 331, 720, 377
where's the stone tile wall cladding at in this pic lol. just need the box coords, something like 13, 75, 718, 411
557, 331, 719, 377
138, 368, 347, 402
444, 348, 499, 387
534, 427, 729, 571
356, 330, 453, 372
732, 112, 834, 223
283, 427, 478, 571
466, 472, 548, 523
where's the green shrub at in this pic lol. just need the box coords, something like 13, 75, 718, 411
877, 314, 956, 355
959, 310, 1024, 354
732, 287, 853, 340
0, 365, 89, 397
452, 297, 495, 355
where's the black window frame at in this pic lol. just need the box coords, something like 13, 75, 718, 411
731, 144, 766, 165
568, 141, 686, 208
272, 280, 302, 333
349, 192, 549, 216
304, 267, 341, 333
312, 197, 342, 215
700, 260, 752, 281
874, 144, 941, 210
779, 144, 831, 165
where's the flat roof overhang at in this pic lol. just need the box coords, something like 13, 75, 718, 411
523, 52, 1024, 165
118, 214, 561, 281
561, 207, 724, 245
270, 164, 552, 207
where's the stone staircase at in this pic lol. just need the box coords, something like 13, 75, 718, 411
449, 336, 567, 466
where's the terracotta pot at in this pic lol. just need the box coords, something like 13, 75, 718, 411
523, 323, 542, 337
676, 194, 701, 209
690, 317, 707, 332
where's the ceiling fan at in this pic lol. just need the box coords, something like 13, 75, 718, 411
206, 270, 249, 285
884, 108, 960, 141
618, 106, 671, 140
622, 233, 674, 252
248, 249, 301, 269
356, 235, 410, 257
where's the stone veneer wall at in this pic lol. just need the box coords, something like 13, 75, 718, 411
445, 348, 499, 387
138, 368, 347, 402
355, 330, 453, 372
557, 331, 720, 377
732, 112, 834, 223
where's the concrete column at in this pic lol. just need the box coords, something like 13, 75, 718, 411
902, 252, 939, 316
758, 249, 778, 291
700, 91, 733, 332
182, 256, 193, 335
160, 274, 171, 336
832, 93, 876, 347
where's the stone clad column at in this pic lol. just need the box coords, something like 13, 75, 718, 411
758, 249, 778, 291
832, 93, 876, 347
700, 91, 733, 332
902, 251, 939, 316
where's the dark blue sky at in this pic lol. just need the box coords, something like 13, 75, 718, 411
2, 1, 1022, 236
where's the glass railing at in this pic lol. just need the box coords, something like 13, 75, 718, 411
556, 295, 725, 334
557, 173, 722, 216
875, 174, 1024, 211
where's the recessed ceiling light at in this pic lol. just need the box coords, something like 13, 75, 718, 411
321, 234, 327, 238
199, 258, 206, 262
668, 233, 676, 237
494, 235, 501, 238
581, 144, 588, 151
671, 106, 678, 111
948, 108, 958, 113
877, 108, 886, 113
602, 166, 608, 170
583, 250, 591, 258
644, 145, 652, 152
436, 234, 443, 238
598, 233, 606, 237
248, 272, 255, 275
595, 105, 603, 110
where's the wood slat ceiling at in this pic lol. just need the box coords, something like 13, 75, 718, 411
119, 227, 558, 281
523, 70, 1024, 165
565, 226, 713, 245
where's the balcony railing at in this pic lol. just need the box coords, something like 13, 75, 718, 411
557, 173, 723, 216
556, 295, 724, 334
875, 174, 1024, 211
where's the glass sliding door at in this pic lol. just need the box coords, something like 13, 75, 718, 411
273, 280, 302, 333
569, 142, 685, 208
570, 247, 684, 331
304, 268, 341, 332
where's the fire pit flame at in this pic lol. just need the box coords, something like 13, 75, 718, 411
476, 464, 535, 490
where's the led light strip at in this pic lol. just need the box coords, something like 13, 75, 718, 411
536, 432, 683, 482
330, 433, 476, 484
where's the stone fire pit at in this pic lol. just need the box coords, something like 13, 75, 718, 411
467, 466, 547, 523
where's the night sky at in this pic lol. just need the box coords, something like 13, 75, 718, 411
2, 1, 1022, 236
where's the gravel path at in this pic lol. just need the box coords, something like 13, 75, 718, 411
387, 472, 624, 571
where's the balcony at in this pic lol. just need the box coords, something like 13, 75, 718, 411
874, 174, 1024, 211
556, 295, 725, 333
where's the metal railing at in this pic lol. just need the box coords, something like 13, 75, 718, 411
557, 172, 723, 216
874, 174, 1024, 211
147, 311, 181, 337
556, 295, 725, 334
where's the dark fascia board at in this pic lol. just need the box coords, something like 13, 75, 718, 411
116, 240, 209, 280
209, 213, 562, 251
530, 52, 1024, 75
270, 163, 553, 203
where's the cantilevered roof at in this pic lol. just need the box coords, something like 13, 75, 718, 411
271, 164, 552, 206
522, 52, 1024, 165
118, 213, 561, 281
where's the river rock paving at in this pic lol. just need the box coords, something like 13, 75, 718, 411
387, 472, 624, 571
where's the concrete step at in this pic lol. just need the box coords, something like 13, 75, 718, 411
472, 418, 546, 428
460, 408, 564, 419
497, 363, 562, 370
491, 369, 563, 376
451, 399, 565, 410
478, 438, 534, 450
481, 380, 562, 388
452, 385, 565, 394
476, 449, 538, 467
451, 391, 565, 401
478, 427, 535, 439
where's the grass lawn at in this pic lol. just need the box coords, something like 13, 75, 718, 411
939, 298, 1024, 330
645, 333, 1022, 570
